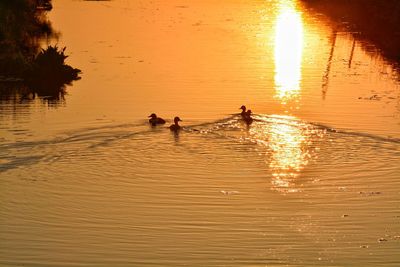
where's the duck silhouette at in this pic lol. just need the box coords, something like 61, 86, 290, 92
169, 117, 182, 131
239, 105, 247, 117
244, 109, 253, 124
148, 113, 166, 126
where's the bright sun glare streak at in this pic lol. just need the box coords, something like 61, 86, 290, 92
274, 0, 304, 107
268, 120, 308, 193
249, 115, 316, 194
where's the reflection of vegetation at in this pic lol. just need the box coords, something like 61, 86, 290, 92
301, 0, 400, 66
0, 0, 52, 76
0, 0, 80, 103
0, 82, 65, 110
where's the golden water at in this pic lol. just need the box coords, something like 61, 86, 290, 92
1, 0, 399, 266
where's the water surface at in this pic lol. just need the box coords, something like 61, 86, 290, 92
1, 0, 399, 266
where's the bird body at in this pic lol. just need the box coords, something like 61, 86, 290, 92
244, 109, 253, 124
239, 105, 253, 124
148, 113, 166, 126
239, 105, 247, 117
170, 117, 182, 131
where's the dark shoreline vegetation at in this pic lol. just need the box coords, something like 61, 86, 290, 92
0, 0, 81, 102
300, 0, 400, 72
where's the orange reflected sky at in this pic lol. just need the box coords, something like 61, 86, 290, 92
14, 0, 397, 140
1, 2, 400, 264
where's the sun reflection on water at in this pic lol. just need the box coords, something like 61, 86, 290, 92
249, 115, 323, 193
274, 0, 304, 110
268, 118, 310, 192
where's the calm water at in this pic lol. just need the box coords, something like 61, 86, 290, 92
1, 0, 400, 266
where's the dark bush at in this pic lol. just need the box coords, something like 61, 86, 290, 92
25, 45, 81, 96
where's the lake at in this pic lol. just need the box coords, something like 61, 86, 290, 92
1, 0, 399, 266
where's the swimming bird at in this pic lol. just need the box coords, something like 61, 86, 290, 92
169, 116, 182, 131
244, 109, 253, 124
148, 113, 166, 126
239, 105, 247, 117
